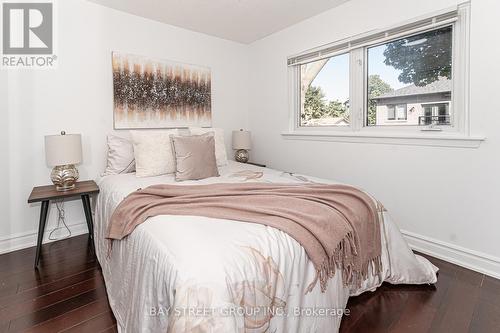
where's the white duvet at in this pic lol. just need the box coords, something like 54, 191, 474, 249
95, 161, 437, 333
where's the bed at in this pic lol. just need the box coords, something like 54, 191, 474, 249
95, 161, 438, 332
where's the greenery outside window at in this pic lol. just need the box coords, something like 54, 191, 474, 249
299, 54, 349, 127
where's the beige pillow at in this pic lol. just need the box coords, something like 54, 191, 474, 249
131, 130, 178, 177
171, 134, 219, 181
188, 127, 228, 166
103, 135, 135, 176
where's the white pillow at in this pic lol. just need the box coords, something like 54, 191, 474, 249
131, 130, 178, 177
189, 127, 228, 166
103, 134, 135, 176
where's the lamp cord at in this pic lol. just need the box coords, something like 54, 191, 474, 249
48, 200, 72, 240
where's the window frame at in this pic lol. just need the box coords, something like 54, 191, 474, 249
284, 3, 484, 147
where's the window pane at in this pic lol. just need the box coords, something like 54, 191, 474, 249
299, 53, 349, 127
387, 105, 395, 120
367, 26, 452, 126
396, 104, 407, 120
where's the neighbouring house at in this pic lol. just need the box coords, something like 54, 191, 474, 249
372, 78, 452, 126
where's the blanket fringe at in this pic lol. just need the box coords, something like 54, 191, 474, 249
306, 231, 383, 294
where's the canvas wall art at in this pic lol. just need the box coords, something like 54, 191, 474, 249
112, 52, 212, 129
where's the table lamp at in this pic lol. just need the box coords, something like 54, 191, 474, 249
45, 131, 82, 191
232, 129, 251, 163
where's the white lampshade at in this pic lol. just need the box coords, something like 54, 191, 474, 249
45, 132, 82, 166
232, 130, 251, 150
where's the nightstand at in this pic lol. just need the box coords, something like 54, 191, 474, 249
28, 180, 100, 268
247, 162, 266, 167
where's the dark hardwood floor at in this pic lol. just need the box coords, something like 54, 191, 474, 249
0, 235, 116, 333
0, 234, 499, 332
340, 253, 500, 333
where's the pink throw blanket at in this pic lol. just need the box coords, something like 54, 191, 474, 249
108, 183, 382, 291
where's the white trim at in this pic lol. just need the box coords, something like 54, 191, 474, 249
402, 229, 500, 279
454, 2, 471, 136
350, 48, 364, 131
281, 131, 484, 148
0, 221, 89, 255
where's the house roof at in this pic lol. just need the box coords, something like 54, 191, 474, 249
375, 78, 451, 99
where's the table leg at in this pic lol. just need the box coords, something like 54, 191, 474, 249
34, 200, 49, 268
81, 194, 95, 255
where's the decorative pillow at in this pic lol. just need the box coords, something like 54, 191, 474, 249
131, 130, 178, 177
171, 134, 219, 181
103, 135, 136, 176
188, 127, 228, 166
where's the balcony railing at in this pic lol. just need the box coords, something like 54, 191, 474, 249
418, 115, 451, 126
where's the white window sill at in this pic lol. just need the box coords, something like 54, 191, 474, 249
386, 119, 407, 123
281, 131, 485, 148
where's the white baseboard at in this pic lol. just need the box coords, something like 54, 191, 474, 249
0, 221, 90, 255
402, 229, 500, 279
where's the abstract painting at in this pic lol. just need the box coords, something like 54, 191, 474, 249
112, 52, 212, 129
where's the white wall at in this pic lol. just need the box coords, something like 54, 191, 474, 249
0, 0, 249, 252
247, 0, 500, 276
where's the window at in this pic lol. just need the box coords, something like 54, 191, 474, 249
299, 53, 350, 127
396, 104, 407, 120
288, 4, 470, 138
387, 105, 395, 120
367, 27, 452, 127
386, 104, 407, 121
421, 103, 450, 125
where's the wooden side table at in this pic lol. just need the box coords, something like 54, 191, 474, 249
28, 180, 100, 268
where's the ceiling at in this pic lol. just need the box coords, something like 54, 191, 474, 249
89, 0, 348, 44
